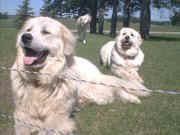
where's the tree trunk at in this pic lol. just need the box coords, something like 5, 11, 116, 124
123, 0, 131, 27
98, 0, 105, 34
110, 0, 118, 37
79, 0, 86, 16
90, 0, 98, 33
140, 0, 151, 39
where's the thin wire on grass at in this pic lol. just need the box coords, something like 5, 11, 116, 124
1, 65, 180, 95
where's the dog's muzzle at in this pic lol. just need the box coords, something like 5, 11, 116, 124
125, 35, 130, 40
21, 33, 33, 45
121, 36, 132, 50
20, 33, 49, 67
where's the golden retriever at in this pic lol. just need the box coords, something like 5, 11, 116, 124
11, 17, 149, 135
76, 14, 91, 44
100, 28, 144, 83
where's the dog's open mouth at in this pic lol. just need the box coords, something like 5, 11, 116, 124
23, 47, 49, 66
121, 40, 132, 50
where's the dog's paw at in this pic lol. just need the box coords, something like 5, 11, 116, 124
116, 90, 142, 104
129, 71, 144, 84
83, 40, 87, 45
127, 95, 141, 104
136, 77, 144, 84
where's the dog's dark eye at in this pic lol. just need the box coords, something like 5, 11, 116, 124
42, 30, 50, 35
122, 33, 126, 35
131, 33, 134, 37
27, 28, 32, 32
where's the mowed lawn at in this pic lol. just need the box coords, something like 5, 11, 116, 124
0, 20, 180, 135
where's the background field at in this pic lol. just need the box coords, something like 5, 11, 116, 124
0, 19, 180, 135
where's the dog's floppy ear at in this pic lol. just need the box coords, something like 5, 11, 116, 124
60, 24, 76, 56
137, 32, 143, 46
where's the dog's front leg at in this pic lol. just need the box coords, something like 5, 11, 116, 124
14, 119, 31, 135
78, 82, 115, 105
112, 67, 133, 80
40, 114, 76, 135
77, 74, 142, 105
129, 70, 144, 83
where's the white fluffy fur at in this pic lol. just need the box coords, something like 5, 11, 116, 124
76, 14, 91, 44
100, 28, 144, 83
11, 17, 149, 135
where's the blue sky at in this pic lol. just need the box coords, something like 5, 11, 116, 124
0, 0, 171, 21
0, 0, 43, 15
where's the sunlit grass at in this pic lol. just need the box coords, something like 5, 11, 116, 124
0, 19, 180, 135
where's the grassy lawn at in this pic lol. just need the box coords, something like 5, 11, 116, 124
2, 17, 180, 32
58, 18, 180, 32
0, 27, 17, 135
0, 20, 180, 135
75, 33, 180, 135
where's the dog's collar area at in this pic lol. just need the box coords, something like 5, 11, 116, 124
123, 55, 136, 60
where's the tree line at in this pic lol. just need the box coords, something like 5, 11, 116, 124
15, 0, 180, 39
0, 12, 8, 19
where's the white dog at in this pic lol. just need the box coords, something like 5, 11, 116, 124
76, 14, 91, 44
11, 17, 149, 135
100, 28, 144, 83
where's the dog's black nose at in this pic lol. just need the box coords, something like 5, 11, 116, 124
21, 33, 33, 44
125, 36, 130, 40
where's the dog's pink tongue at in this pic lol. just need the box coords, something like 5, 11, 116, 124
24, 57, 37, 65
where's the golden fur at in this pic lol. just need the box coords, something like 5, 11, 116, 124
100, 28, 144, 83
11, 17, 149, 135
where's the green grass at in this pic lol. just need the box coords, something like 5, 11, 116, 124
57, 18, 180, 32
2, 17, 180, 32
0, 22, 180, 135
0, 18, 16, 28
0, 27, 17, 134
58, 18, 180, 32
74, 33, 180, 135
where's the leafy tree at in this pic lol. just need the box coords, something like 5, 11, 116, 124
140, 0, 151, 39
153, 0, 170, 8
15, 0, 34, 28
110, 0, 118, 37
68, 0, 80, 17
123, 0, 131, 27
89, 0, 98, 33
171, 10, 180, 25
171, 0, 180, 8
50, 0, 63, 17
0, 12, 8, 19
40, 0, 80, 18
79, 0, 87, 16
40, 0, 53, 17
152, 0, 180, 25
122, 0, 141, 27
168, 0, 180, 25
98, 0, 105, 34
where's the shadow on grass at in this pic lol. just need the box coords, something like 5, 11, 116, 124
148, 35, 180, 42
